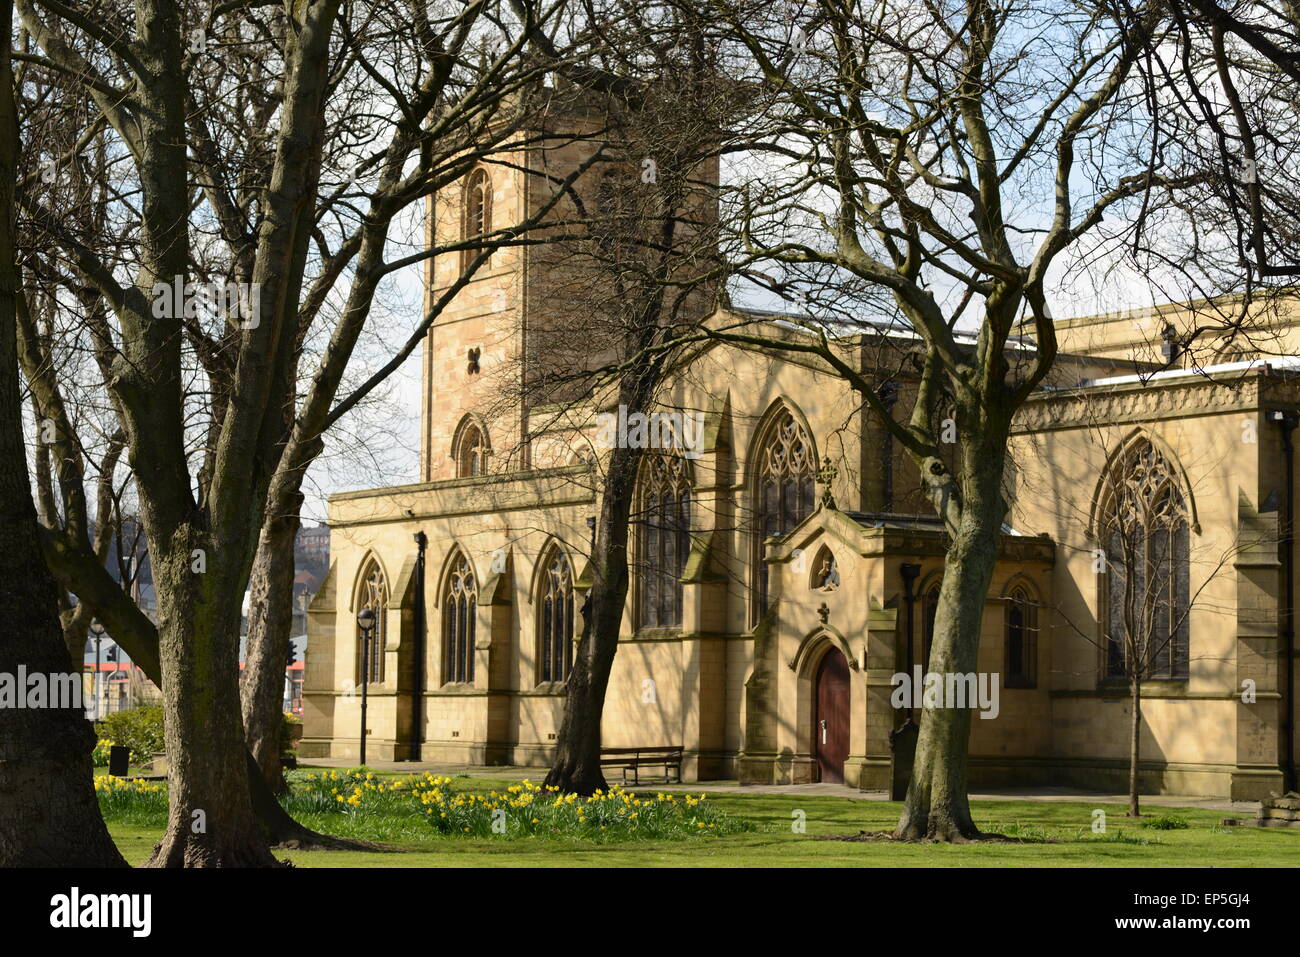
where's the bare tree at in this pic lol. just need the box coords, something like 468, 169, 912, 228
694, 0, 1197, 840
1081, 2, 1300, 368
1123, 0, 1300, 280
15, 126, 133, 667
468, 3, 739, 793
233, 3, 598, 798
0, 0, 125, 867
12, 0, 589, 865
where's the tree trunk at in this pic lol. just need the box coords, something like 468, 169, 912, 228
0, 565, 126, 868
245, 751, 377, 849
144, 550, 283, 867
0, 0, 125, 864
894, 452, 1005, 842
544, 441, 643, 794
1128, 675, 1141, 817
240, 500, 302, 796
37, 520, 372, 851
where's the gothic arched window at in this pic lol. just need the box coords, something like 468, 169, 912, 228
454, 422, 486, 478
356, 559, 387, 685
463, 168, 492, 269
753, 410, 816, 619
442, 552, 477, 684
538, 546, 575, 683
1004, 584, 1038, 688
637, 452, 692, 629
1100, 438, 1190, 680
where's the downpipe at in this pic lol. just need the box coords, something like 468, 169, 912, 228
1269, 409, 1298, 793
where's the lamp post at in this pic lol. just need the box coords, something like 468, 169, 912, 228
104, 645, 119, 713
89, 619, 106, 719
411, 531, 427, 761
356, 607, 376, 766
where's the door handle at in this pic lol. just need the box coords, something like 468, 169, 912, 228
820, 719, 827, 743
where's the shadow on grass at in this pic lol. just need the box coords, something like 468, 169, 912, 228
812, 829, 1060, 845
273, 835, 404, 853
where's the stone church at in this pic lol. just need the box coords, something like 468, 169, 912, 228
301, 110, 1300, 802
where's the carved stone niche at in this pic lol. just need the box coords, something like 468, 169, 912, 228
809, 544, 840, 593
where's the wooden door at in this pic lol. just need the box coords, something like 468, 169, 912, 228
814, 647, 850, 783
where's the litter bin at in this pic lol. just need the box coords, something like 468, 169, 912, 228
108, 745, 131, 777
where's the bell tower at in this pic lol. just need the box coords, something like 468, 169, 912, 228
419, 92, 722, 483
419, 153, 526, 482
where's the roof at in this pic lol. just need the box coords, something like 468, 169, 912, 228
842, 511, 1035, 537
1067, 355, 1300, 390
719, 305, 1135, 379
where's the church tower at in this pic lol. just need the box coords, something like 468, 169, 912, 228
419, 91, 722, 483
418, 144, 529, 482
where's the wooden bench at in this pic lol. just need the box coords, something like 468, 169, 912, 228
599, 746, 684, 785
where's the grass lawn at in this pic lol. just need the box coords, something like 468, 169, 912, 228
98, 769, 1300, 867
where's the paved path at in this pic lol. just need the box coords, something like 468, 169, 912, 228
299, 758, 1259, 813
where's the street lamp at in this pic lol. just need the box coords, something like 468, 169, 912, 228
356, 606, 376, 766
88, 619, 106, 719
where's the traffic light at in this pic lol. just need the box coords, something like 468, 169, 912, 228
104, 645, 119, 663
286, 640, 297, 667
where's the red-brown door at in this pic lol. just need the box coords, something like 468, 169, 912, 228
814, 647, 850, 783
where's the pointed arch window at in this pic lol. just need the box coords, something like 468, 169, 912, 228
442, 552, 477, 684
538, 546, 575, 683
454, 422, 486, 478
753, 410, 816, 619
1100, 438, 1190, 680
637, 452, 692, 629
1004, 584, 1038, 688
463, 168, 492, 270
356, 560, 387, 685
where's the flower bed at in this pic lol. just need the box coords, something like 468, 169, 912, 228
91, 738, 114, 768
93, 775, 169, 825
289, 770, 752, 842
94, 768, 754, 843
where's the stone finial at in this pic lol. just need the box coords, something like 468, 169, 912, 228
817, 456, 838, 509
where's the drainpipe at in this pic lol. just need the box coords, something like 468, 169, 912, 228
1269, 410, 1297, 793
888, 562, 923, 801
412, 531, 427, 762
